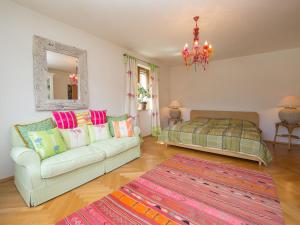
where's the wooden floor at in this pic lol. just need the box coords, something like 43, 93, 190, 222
0, 137, 300, 225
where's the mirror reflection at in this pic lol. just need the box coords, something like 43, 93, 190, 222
46, 51, 79, 100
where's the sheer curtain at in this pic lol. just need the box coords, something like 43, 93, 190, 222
149, 64, 161, 136
124, 55, 139, 126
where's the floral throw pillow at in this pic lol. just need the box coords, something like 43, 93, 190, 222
59, 126, 89, 149
88, 123, 111, 143
29, 128, 67, 160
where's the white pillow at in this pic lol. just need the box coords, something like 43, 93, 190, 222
59, 126, 89, 149
88, 123, 111, 143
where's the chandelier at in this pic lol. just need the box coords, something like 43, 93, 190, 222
182, 16, 213, 71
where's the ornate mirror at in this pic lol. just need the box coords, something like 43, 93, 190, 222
33, 35, 88, 111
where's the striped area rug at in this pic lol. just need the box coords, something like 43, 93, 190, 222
56, 155, 284, 225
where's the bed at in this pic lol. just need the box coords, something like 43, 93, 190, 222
158, 110, 272, 166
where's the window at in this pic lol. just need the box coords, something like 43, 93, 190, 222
137, 66, 151, 110
138, 66, 149, 89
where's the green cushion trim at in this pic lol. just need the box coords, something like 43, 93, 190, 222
14, 118, 55, 149
107, 114, 128, 136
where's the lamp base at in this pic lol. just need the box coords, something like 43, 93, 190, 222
169, 109, 181, 120
279, 108, 300, 124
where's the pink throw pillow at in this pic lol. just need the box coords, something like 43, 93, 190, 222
90, 110, 107, 125
52, 111, 77, 129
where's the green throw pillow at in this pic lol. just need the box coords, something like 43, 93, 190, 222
29, 128, 67, 160
59, 126, 90, 149
88, 123, 111, 143
15, 118, 55, 149
107, 114, 128, 136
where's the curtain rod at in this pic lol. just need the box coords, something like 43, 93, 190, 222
123, 53, 159, 68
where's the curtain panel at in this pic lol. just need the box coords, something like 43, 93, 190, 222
124, 56, 139, 126
149, 64, 161, 136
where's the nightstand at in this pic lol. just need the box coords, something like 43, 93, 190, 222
273, 122, 300, 150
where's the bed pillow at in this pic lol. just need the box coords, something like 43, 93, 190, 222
28, 128, 67, 160
107, 114, 128, 136
52, 111, 77, 129
76, 112, 93, 126
15, 118, 55, 149
88, 123, 111, 143
112, 118, 134, 138
59, 126, 90, 149
90, 110, 107, 125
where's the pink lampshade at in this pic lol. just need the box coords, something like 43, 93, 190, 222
278, 96, 300, 108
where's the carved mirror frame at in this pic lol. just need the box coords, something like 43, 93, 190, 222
33, 35, 89, 111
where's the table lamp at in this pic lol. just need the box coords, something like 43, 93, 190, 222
169, 100, 182, 119
278, 96, 300, 124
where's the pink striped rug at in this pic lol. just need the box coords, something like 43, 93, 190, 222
56, 155, 284, 225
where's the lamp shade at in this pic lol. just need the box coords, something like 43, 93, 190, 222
278, 96, 300, 108
169, 100, 182, 109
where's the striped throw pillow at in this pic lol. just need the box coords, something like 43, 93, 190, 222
112, 118, 134, 138
90, 110, 107, 125
76, 112, 92, 126
52, 111, 77, 129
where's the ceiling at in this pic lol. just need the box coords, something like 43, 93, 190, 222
13, 0, 300, 65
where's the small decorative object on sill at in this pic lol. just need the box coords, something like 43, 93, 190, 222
182, 16, 213, 71
137, 84, 150, 111
168, 100, 182, 120
278, 96, 300, 124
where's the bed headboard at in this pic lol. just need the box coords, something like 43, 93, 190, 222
190, 110, 260, 127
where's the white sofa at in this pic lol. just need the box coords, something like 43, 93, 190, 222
10, 126, 141, 207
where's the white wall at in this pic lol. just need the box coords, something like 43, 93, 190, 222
169, 48, 300, 142
0, 0, 169, 179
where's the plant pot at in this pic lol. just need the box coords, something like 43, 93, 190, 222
138, 102, 147, 110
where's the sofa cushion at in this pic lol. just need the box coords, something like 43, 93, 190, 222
88, 123, 111, 143
41, 146, 105, 178
107, 114, 128, 136
59, 126, 90, 149
29, 128, 67, 160
112, 118, 134, 138
14, 118, 55, 149
52, 111, 77, 129
90, 136, 139, 158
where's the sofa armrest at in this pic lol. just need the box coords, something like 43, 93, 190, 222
11, 147, 42, 187
134, 126, 140, 137
11, 147, 40, 166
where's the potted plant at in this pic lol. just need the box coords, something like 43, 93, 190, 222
137, 84, 151, 110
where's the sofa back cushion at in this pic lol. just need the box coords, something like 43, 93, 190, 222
59, 126, 89, 149
112, 118, 134, 138
90, 109, 107, 125
76, 112, 93, 126
107, 114, 128, 136
88, 123, 111, 143
52, 111, 77, 129
14, 118, 55, 149
29, 128, 67, 159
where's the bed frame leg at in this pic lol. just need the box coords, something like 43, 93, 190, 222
258, 161, 262, 166
165, 143, 168, 148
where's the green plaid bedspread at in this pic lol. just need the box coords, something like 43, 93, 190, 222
158, 118, 272, 165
